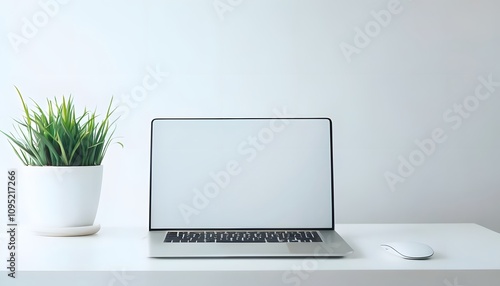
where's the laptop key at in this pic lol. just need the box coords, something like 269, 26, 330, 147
311, 232, 322, 242
164, 230, 323, 243
164, 237, 181, 243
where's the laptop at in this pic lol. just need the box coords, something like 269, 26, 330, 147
147, 117, 353, 258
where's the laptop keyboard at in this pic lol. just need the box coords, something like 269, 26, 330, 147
163, 231, 323, 243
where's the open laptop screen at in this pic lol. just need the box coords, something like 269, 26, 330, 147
149, 118, 333, 230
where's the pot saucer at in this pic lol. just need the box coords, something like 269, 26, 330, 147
31, 224, 101, 237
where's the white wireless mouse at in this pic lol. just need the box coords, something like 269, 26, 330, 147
380, 241, 434, 260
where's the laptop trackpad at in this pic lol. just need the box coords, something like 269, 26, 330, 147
287, 243, 326, 255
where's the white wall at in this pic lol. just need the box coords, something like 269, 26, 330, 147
1, 0, 500, 231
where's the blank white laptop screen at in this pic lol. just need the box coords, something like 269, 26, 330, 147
149, 118, 333, 230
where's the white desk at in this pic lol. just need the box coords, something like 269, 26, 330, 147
3, 224, 500, 285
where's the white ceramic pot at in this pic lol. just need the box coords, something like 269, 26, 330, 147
22, 165, 103, 228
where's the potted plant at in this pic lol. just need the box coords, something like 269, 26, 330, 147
1, 87, 121, 236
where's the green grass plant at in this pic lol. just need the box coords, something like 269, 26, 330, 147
1, 87, 122, 166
